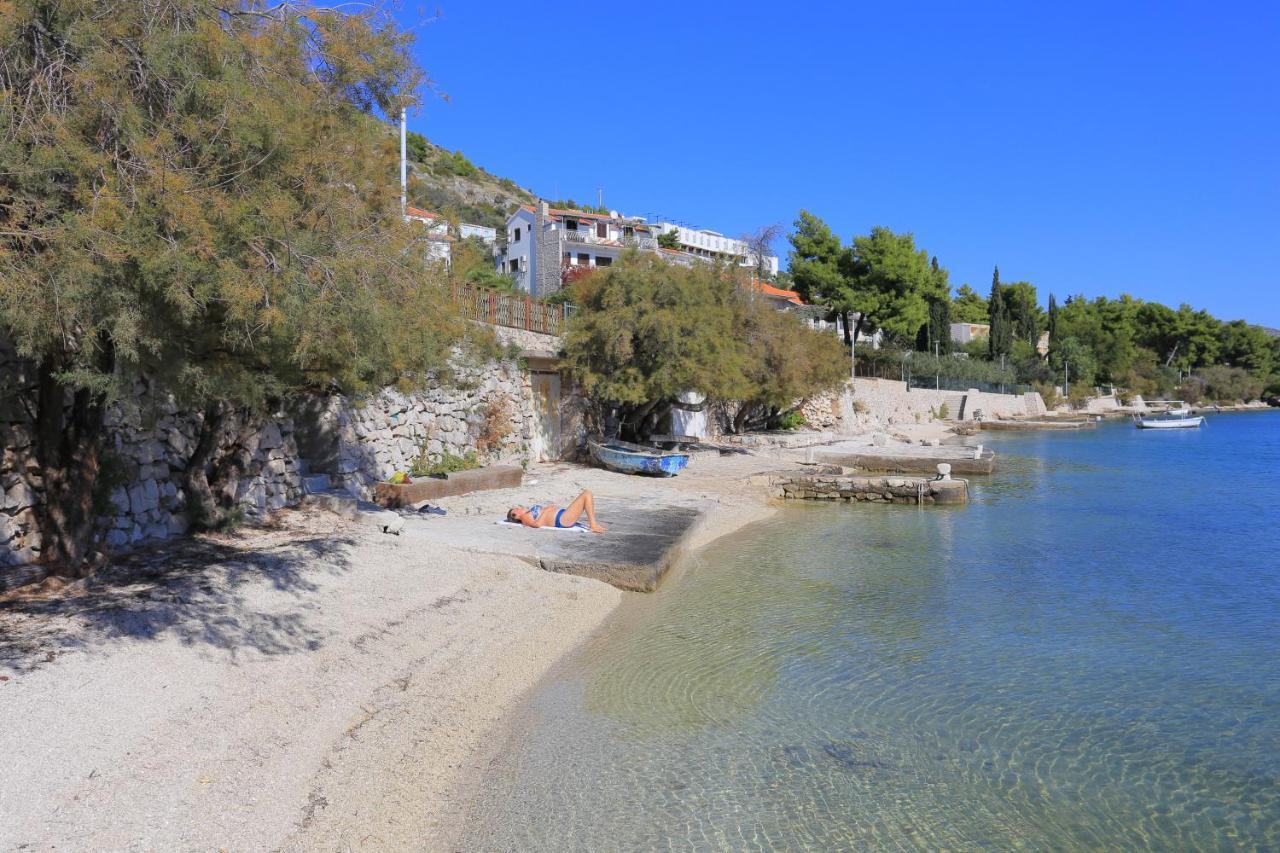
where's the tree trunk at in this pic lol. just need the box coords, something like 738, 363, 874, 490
184, 402, 227, 531
31, 356, 107, 575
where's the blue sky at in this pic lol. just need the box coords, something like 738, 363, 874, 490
396, 1, 1280, 326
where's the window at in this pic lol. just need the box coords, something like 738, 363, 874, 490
514, 227, 521, 242
596, 256, 612, 267
596, 222, 607, 239
566, 219, 578, 231
578, 253, 590, 266
509, 259, 519, 273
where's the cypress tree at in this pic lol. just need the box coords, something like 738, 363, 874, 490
1047, 293, 1058, 354
988, 276, 1006, 358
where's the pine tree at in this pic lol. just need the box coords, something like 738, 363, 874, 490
988, 277, 1006, 358
1047, 293, 1059, 355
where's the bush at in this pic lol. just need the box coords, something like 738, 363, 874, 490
937, 402, 950, 419
410, 449, 480, 478
776, 411, 805, 430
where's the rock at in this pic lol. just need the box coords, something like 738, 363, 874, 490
3, 479, 36, 511
258, 422, 283, 450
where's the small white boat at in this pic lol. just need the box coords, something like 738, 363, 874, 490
1133, 402, 1204, 429
1134, 415, 1204, 429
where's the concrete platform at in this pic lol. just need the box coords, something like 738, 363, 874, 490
977, 418, 1097, 431
396, 496, 709, 593
373, 466, 523, 508
814, 444, 995, 475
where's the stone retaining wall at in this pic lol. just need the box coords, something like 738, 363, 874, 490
3, 341, 545, 577
291, 359, 534, 499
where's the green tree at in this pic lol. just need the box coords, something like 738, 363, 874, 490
405, 130, 430, 163
0, 0, 469, 567
987, 278, 1012, 358
843, 226, 941, 346
787, 211, 852, 340
730, 300, 847, 432
952, 284, 988, 323
561, 252, 752, 439
657, 229, 681, 250
1049, 336, 1097, 392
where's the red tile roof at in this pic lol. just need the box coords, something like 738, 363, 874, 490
521, 204, 615, 221
405, 206, 441, 220
750, 279, 805, 305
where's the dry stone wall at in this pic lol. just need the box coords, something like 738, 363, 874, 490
3, 342, 541, 578
292, 359, 534, 499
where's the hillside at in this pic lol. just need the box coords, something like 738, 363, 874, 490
404, 134, 536, 232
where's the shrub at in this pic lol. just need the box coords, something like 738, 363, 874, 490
776, 411, 805, 430
410, 449, 480, 478
937, 402, 950, 419
476, 400, 514, 453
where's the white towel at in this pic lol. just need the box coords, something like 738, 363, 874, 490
493, 520, 587, 533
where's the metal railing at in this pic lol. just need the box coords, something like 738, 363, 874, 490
451, 284, 575, 336
561, 230, 603, 245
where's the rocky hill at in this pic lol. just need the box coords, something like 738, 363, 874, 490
405, 134, 535, 232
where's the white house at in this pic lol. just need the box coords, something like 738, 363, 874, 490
405, 206, 453, 266
654, 222, 780, 277
495, 202, 782, 297
950, 322, 990, 345
495, 203, 659, 296
458, 223, 497, 245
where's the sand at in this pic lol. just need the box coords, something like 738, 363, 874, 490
0, 433, 939, 850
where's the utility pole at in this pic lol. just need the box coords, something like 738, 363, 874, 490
399, 108, 407, 216
1065, 361, 1070, 397
848, 311, 857, 383
935, 341, 940, 390
597, 187, 604, 210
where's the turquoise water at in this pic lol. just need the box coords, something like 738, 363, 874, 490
464, 413, 1280, 850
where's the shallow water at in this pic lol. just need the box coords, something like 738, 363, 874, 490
463, 412, 1280, 850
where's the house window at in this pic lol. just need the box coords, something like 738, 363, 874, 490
509, 259, 519, 273
578, 253, 590, 266
563, 252, 572, 263
596, 256, 612, 267
596, 222, 607, 239
514, 227, 521, 242
565, 219, 578, 231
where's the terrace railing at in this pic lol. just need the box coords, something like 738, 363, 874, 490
452, 284, 575, 337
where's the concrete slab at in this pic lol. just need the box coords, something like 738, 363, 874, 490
814, 445, 995, 475
396, 496, 708, 593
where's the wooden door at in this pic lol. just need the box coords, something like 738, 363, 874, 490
531, 372, 562, 462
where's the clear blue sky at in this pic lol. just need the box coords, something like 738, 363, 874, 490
396, 1, 1280, 326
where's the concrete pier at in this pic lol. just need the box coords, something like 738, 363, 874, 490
814, 445, 995, 475
760, 471, 968, 505
977, 418, 1097, 431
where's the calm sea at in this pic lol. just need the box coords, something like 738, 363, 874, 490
463, 412, 1280, 850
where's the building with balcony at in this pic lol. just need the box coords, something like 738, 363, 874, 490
496, 203, 781, 297
654, 223, 780, 277
496, 203, 659, 297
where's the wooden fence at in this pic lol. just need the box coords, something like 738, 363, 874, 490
451, 284, 574, 336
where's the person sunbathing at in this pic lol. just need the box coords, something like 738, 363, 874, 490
507, 489, 607, 533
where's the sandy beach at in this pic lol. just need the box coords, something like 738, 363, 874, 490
0, 434, 890, 850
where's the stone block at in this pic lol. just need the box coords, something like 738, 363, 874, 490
3, 479, 35, 511
258, 422, 283, 451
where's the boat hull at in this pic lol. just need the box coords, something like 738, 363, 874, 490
589, 440, 690, 476
1135, 416, 1205, 429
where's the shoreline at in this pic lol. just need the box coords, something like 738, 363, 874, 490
0, 444, 793, 850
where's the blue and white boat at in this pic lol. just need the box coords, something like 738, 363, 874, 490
589, 439, 690, 476
1133, 402, 1205, 429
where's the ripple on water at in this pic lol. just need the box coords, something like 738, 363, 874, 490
462, 415, 1280, 851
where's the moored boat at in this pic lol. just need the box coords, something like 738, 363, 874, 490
588, 439, 690, 476
1133, 403, 1205, 429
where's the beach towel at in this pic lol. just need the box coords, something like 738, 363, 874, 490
494, 520, 587, 533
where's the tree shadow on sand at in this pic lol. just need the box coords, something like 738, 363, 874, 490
0, 525, 356, 674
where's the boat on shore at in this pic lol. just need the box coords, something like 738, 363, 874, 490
588, 438, 690, 476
